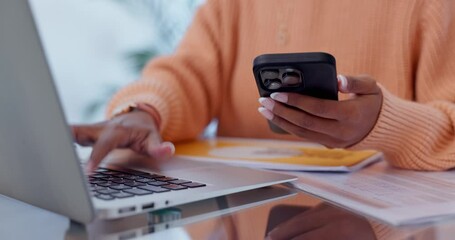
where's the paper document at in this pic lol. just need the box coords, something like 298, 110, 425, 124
175, 138, 382, 172
292, 161, 455, 226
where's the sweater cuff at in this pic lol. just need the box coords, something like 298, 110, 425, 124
106, 78, 183, 141
349, 85, 446, 170
349, 85, 413, 167
107, 92, 169, 132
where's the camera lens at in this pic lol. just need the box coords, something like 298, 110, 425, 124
282, 70, 301, 86
261, 70, 279, 79
264, 78, 282, 90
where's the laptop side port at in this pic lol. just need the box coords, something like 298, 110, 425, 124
142, 203, 155, 210
119, 206, 136, 214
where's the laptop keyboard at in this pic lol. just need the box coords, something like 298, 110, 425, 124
88, 167, 206, 201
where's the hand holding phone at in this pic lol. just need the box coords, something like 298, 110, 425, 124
254, 56, 383, 148
253, 52, 338, 133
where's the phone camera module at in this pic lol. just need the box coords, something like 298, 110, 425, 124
260, 68, 302, 90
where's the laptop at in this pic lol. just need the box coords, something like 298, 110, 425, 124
0, 0, 296, 223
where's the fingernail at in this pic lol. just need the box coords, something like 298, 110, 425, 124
258, 107, 274, 120
270, 93, 288, 103
337, 74, 348, 91
258, 97, 275, 110
162, 141, 175, 155
264, 235, 272, 240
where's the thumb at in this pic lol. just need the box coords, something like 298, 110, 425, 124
337, 74, 380, 95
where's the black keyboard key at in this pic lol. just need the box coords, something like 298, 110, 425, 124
95, 194, 115, 201
162, 184, 188, 190
169, 179, 191, 185
155, 177, 177, 182
143, 174, 164, 179
182, 182, 206, 188
97, 181, 120, 187
112, 178, 127, 184
96, 189, 120, 195
113, 173, 133, 178
109, 184, 132, 190
124, 188, 154, 196
138, 185, 170, 193
124, 181, 146, 187
122, 175, 137, 180
124, 175, 146, 180
148, 181, 168, 186
100, 176, 117, 181
111, 192, 134, 198
90, 180, 108, 185
135, 177, 154, 183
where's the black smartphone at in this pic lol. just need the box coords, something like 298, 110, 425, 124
253, 52, 338, 134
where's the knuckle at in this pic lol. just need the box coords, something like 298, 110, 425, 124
348, 78, 359, 92
297, 115, 314, 129
107, 122, 127, 132
109, 123, 121, 131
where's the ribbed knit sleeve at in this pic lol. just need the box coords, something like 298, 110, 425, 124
352, 0, 455, 170
106, 0, 238, 142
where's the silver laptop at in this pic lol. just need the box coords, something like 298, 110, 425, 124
0, 0, 296, 223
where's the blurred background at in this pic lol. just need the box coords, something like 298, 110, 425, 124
30, 0, 204, 123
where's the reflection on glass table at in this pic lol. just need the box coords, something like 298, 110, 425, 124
78, 186, 296, 239
3, 186, 455, 240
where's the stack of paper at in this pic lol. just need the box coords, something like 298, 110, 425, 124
291, 161, 455, 226
175, 138, 382, 172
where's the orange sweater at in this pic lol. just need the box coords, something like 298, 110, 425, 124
107, 0, 455, 171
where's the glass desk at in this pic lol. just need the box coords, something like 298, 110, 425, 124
1, 184, 454, 240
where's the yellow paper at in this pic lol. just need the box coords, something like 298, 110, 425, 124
176, 139, 379, 167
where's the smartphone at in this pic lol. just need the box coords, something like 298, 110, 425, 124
253, 52, 338, 134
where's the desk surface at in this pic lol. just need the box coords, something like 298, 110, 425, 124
1, 185, 455, 240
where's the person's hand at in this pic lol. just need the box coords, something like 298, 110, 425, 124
266, 203, 376, 240
258, 75, 382, 148
71, 111, 174, 173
